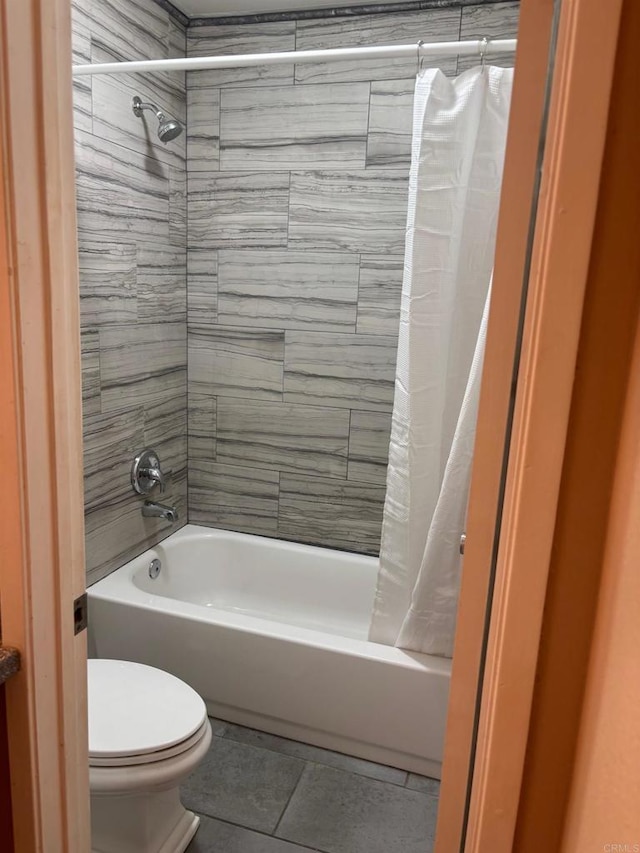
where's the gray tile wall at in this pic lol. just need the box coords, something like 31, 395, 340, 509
185, 2, 519, 555
72, 0, 188, 584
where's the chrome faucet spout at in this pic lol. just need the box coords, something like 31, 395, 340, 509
142, 501, 178, 523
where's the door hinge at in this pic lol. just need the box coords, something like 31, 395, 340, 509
460, 533, 467, 556
73, 592, 88, 635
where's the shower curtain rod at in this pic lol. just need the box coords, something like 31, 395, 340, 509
72, 37, 517, 76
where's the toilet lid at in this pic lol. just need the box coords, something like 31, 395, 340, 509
88, 659, 207, 759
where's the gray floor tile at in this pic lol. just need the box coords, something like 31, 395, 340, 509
406, 773, 441, 797
181, 736, 305, 833
221, 722, 407, 786
276, 764, 438, 853
187, 815, 314, 853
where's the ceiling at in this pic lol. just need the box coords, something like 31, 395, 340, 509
177, 0, 367, 17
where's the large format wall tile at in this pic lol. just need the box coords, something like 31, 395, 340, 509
188, 171, 289, 248
356, 255, 404, 337
91, 45, 187, 165
189, 461, 280, 536
100, 322, 187, 412
216, 399, 350, 478
185, 3, 517, 555
348, 411, 393, 486
78, 240, 137, 327
295, 9, 461, 84
219, 83, 370, 171
188, 247, 218, 326
284, 332, 397, 412
217, 250, 359, 333
73, 0, 188, 583
188, 326, 284, 401
457, 3, 520, 73
186, 22, 296, 88
288, 171, 408, 254
75, 130, 171, 246
279, 475, 386, 555
137, 246, 187, 323
187, 77, 220, 172
367, 79, 415, 169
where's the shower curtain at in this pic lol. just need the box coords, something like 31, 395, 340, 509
369, 64, 513, 658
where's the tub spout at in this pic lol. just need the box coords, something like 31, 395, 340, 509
142, 501, 178, 523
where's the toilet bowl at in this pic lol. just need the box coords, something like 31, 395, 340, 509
88, 659, 212, 853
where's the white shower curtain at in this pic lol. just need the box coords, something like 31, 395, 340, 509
369, 65, 513, 658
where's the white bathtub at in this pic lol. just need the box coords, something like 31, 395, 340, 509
88, 524, 450, 778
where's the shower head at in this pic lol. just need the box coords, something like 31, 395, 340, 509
157, 117, 183, 143
132, 95, 183, 144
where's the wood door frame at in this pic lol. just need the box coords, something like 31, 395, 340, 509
434, 0, 557, 848
0, 0, 89, 849
459, 0, 624, 850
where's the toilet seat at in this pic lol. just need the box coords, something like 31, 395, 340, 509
90, 717, 211, 768
88, 659, 207, 763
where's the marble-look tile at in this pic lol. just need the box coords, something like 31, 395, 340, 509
348, 411, 392, 485
284, 331, 397, 412
71, 17, 92, 133
188, 327, 284, 401
169, 167, 187, 249
295, 9, 460, 85
288, 171, 408, 255
186, 815, 311, 853
100, 322, 186, 412
90, 45, 186, 166
168, 19, 186, 61
367, 79, 415, 169
276, 764, 438, 853
216, 398, 349, 478
83, 407, 145, 513
188, 393, 217, 460
219, 83, 370, 171
77, 240, 137, 327
75, 131, 170, 246
72, 0, 170, 64
188, 461, 279, 536
220, 723, 407, 786
187, 248, 218, 326
217, 250, 359, 333
182, 736, 305, 832
188, 172, 289, 249
278, 475, 385, 554
187, 79, 220, 172
137, 245, 187, 323
356, 255, 404, 337
81, 329, 101, 416
186, 22, 295, 88
85, 490, 186, 586
457, 3, 520, 73
143, 394, 188, 486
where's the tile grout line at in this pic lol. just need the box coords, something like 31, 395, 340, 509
271, 760, 309, 838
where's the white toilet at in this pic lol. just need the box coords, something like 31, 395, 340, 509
88, 659, 212, 853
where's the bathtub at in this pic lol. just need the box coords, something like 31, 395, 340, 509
88, 524, 451, 778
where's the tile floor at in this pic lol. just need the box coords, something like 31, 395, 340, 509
184, 718, 440, 853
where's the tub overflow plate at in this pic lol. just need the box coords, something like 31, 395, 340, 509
149, 558, 161, 579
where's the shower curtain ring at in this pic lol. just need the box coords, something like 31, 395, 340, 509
417, 39, 425, 73
479, 36, 490, 72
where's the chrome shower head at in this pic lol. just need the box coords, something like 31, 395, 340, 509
132, 95, 183, 144
157, 117, 183, 143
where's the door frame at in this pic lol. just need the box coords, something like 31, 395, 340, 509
437, 0, 625, 850
0, 0, 90, 849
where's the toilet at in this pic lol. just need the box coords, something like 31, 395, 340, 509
88, 659, 212, 853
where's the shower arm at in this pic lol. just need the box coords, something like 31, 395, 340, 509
132, 97, 166, 121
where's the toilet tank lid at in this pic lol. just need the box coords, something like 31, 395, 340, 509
87, 659, 208, 758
